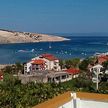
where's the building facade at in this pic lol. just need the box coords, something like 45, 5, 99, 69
24, 54, 61, 74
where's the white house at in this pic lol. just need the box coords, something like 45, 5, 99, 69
47, 71, 72, 83
64, 68, 80, 78
24, 54, 61, 74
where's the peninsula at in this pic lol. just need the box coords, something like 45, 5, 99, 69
0, 29, 69, 44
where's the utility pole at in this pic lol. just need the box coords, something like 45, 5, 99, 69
92, 64, 102, 91
96, 68, 99, 91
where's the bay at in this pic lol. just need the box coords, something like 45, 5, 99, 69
0, 35, 108, 64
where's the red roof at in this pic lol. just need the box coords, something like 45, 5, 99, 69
65, 68, 80, 75
98, 55, 108, 60
98, 55, 108, 64
41, 54, 58, 61
41, 54, 53, 57
32, 59, 46, 65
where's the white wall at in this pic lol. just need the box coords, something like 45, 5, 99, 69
81, 100, 108, 108
59, 101, 73, 108
42, 58, 61, 71
59, 98, 108, 108
26, 62, 32, 72
25, 56, 61, 72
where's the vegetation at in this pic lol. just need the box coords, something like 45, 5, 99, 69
102, 60, 108, 69
1, 73, 107, 108
0, 57, 108, 108
59, 58, 80, 69
0, 73, 69, 108
79, 57, 96, 71
2, 62, 23, 74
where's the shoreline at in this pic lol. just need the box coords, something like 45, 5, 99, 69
0, 37, 70, 44
0, 30, 70, 44
0, 39, 70, 45
0, 64, 14, 70
0, 64, 8, 70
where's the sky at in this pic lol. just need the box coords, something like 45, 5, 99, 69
0, 0, 108, 33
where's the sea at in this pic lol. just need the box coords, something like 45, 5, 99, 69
0, 35, 108, 64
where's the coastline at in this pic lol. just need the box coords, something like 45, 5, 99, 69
0, 30, 70, 44
0, 64, 14, 70
0, 64, 8, 70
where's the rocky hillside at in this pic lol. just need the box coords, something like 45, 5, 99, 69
0, 29, 69, 44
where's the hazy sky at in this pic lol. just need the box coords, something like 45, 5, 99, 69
0, 0, 108, 33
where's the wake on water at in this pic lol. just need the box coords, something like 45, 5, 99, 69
17, 49, 35, 53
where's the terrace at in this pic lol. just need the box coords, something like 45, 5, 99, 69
33, 92, 108, 108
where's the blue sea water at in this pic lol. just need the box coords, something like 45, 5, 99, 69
0, 35, 108, 64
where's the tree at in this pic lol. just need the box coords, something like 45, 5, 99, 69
102, 61, 108, 69
79, 59, 89, 71
70, 58, 80, 68
59, 60, 65, 69
15, 62, 23, 74
2, 66, 13, 74
65, 58, 80, 69
65, 59, 72, 69
79, 57, 95, 71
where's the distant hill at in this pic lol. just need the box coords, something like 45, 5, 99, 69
0, 29, 69, 44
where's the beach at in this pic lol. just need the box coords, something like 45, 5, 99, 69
0, 64, 7, 69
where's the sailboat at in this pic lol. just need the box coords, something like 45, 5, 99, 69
49, 42, 52, 49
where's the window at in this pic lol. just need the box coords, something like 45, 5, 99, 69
67, 75, 69, 78
48, 78, 52, 82
56, 76, 60, 81
36, 68, 39, 70
54, 66, 57, 69
54, 62, 57, 65
62, 75, 66, 79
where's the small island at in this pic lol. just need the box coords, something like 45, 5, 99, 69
0, 29, 69, 44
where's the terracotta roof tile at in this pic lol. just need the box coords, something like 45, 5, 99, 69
65, 68, 80, 75
98, 55, 108, 64
41, 54, 58, 61
32, 59, 46, 65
